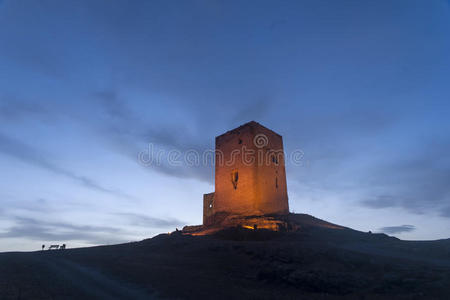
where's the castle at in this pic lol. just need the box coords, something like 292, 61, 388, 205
203, 121, 289, 226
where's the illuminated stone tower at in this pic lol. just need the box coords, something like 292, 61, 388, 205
203, 121, 289, 225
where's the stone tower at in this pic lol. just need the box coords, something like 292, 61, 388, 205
203, 121, 289, 225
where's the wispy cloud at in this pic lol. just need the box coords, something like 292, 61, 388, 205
93, 90, 214, 183
231, 96, 271, 124
0, 207, 184, 245
379, 225, 416, 234
361, 195, 398, 209
94, 90, 134, 122
441, 207, 450, 218
0, 216, 128, 245
0, 98, 49, 122
0, 132, 134, 199
115, 212, 185, 228
358, 140, 450, 218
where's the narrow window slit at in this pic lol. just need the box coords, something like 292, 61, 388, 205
231, 170, 239, 189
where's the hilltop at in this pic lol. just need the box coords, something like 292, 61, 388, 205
1, 213, 450, 299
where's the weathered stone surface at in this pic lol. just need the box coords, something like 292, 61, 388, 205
203, 121, 289, 226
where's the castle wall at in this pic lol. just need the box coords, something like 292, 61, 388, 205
212, 121, 289, 219
214, 124, 257, 215
203, 192, 215, 225
253, 125, 289, 215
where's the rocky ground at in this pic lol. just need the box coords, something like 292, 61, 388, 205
1, 214, 450, 299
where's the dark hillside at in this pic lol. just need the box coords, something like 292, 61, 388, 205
1, 214, 450, 299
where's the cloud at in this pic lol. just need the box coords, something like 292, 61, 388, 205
0, 216, 128, 245
0, 213, 184, 245
358, 140, 450, 217
0, 207, 184, 244
93, 90, 208, 151
0, 132, 134, 199
361, 195, 398, 209
441, 206, 450, 218
2, 197, 59, 214
0, 98, 49, 122
111, 125, 214, 184
231, 96, 271, 124
379, 225, 416, 234
94, 90, 134, 122
92, 91, 214, 183
115, 213, 185, 228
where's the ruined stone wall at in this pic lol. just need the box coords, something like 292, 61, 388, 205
203, 192, 215, 225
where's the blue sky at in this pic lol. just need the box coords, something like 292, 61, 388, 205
0, 0, 449, 251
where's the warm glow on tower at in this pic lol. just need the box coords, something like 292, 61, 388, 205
203, 121, 289, 226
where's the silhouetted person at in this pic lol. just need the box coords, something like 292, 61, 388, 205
60, 244, 66, 250
42, 244, 45, 251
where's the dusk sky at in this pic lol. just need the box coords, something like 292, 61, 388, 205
1, 0, 449, 251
